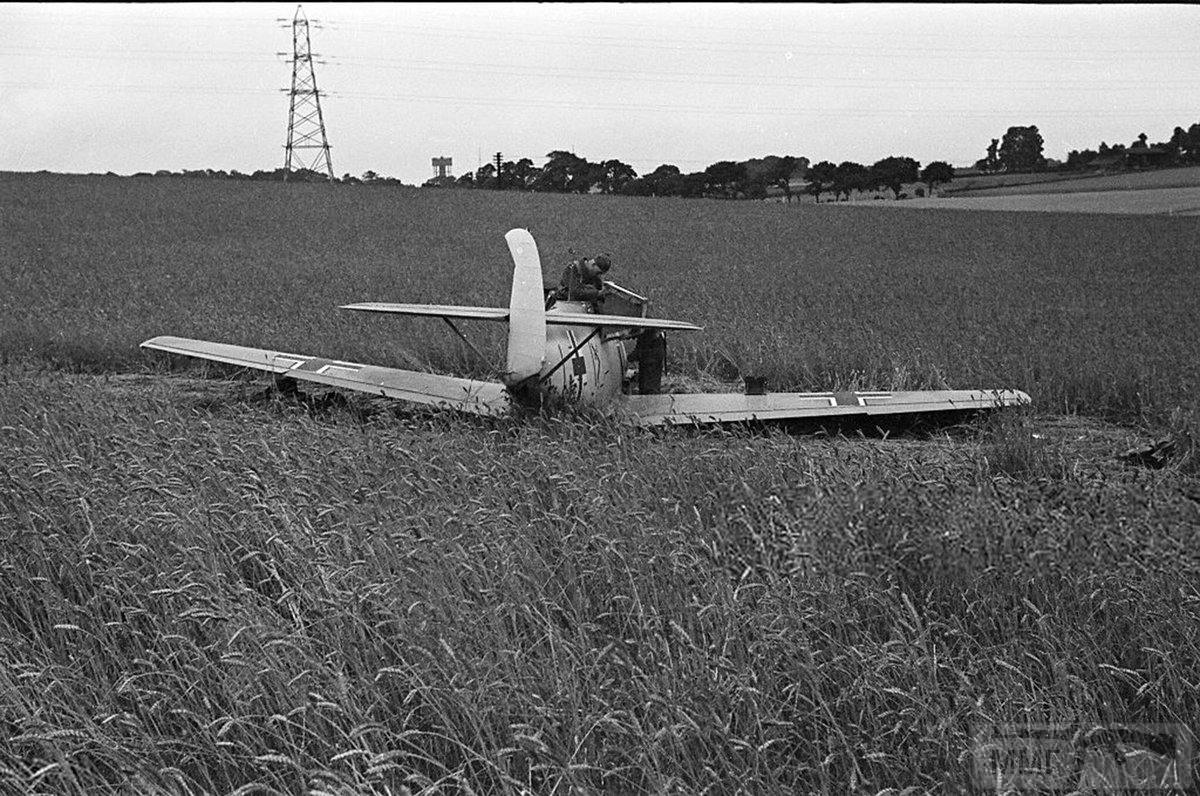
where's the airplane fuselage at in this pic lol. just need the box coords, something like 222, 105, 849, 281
539, 301, 628, 404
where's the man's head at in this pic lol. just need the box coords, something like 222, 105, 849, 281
582, 254, 612, 279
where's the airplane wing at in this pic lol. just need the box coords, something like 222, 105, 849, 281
341, 302, 700, 331
140, 335, 511, 417
548, 311, 701, 331
342, 303, 510, 322
620, 389, 1030, 426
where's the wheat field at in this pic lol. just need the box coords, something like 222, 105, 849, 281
1, 173, 1198, 793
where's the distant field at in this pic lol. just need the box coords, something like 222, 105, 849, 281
949, 165, 1200, 197
871, 185, 1200, 215
2, 173, 1199, 793
940, 169, 1103, 195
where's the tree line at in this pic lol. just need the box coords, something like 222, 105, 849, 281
423, 152, 809, 200
421, 151, 956, 202
124, 167, 403, 185
972, 121, 1200, 174
1065, 122, 1200, 170
132, 118, 1200, 195
133, 154, 955, 202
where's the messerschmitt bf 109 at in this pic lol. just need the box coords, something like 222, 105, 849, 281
141, 229, 1029, 425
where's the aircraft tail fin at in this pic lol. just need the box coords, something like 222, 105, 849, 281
502, 228, 546, 389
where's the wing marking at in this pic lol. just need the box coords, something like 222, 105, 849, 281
622, 389, 1030, 426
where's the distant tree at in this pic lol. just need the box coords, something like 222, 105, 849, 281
973, 138, 1001, 173
497, 159, 537, 190
455, 171, 475, 187
1185, 123, 1200, 162
704, 160, 746, 198
833, 161, 869, 201
627, 164, 702, 197
1167, 126, 1188, 159
780, 156, 809, 202
1132, 132, 1149, 149
590, 159, 637, 194
534, 150, 592, 193
644, 164, 683, 196
871, 156, 921, 199
745, 155, 807, 203
998, 125, 1046, 172
920, 161, 955, 194
474, 163, 497, 189
677, 171, 708, 198
1065, 149, 1098, 170
509, 158, 540, 190
859, 165, 883, 197
252, 167, 293, 181
362, 170, 378, 182
973, 139, 999, 172
807, 160, 837, 203
740, 157, 770, 198
620, 177, 648, 197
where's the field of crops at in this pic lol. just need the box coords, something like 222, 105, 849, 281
2, 172, 1198, 793
949, 165, 1200, 198
879, 185, 1200, 216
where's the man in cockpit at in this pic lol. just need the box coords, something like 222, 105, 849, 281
548, 253, 665, 394
549, 254, 612, 307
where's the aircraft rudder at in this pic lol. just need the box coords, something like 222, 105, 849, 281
503, 229, 547, 388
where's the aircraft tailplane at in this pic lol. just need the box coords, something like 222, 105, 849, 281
502, 228, 547, 391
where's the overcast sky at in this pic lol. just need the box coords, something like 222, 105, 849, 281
5, 3, 1199, 183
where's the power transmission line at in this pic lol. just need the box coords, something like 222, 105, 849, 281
282, 6, 334, 182
10, 47, 1200, 92
315, 18, 1200, 61
8, 5, 1198, 50
3, 79, 1193, 120
334, 54, 1200, 91
319, 5, 1200, 46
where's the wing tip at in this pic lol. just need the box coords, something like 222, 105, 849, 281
140, 334, 177, 350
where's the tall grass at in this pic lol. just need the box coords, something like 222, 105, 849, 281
1, 371, 1197, 792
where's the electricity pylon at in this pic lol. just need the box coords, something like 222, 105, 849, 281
282, 5, 334, 182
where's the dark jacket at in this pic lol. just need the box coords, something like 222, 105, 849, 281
555, 260, 604, 303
